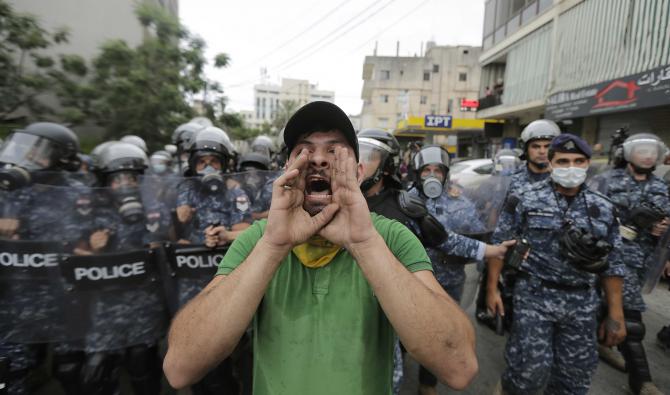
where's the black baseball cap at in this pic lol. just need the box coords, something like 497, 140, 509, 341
283, 101, 359, 160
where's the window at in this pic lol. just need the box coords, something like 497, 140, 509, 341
423, 71, 430, 81
463, 49, 469, 55
400, 70, 404, 77
447, 99, 453, 113
380, 95, 389, 103
459, 72, 467, 81
378, 117, 389, 128
420, 96, 428, 105
380, 70, 390, 80
432, 64, 440, 73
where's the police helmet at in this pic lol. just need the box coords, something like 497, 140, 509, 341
188, 126, 233, 173
189, 117, 214, 128
250, 135, 275, 157
95, 142, 148, 174
494, 149, 521, 174
171, 122, 204, 149
120, 135, 148, 153
0, 122, 81, 171
357, 128, 400, 173
238, 152, 271, 171
622, 133, 666, 168
519, 119, 561, 148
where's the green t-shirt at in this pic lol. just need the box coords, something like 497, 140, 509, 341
217, 213, 432, 395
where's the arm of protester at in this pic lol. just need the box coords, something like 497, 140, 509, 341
164, 150, 338, 389
319, 147, 477, 390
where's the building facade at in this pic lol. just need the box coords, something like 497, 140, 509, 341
250, 79, 334, 130
360, 44, 500, 157
477, 0, 670, 148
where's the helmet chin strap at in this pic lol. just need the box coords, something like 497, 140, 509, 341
360, 166, 383, 192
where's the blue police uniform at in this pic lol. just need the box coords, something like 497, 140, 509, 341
492, 179, 625, 395
176, 178, 252, 245
0, 176, 84, 395
508, 165, 550, 194
596, 168, 670, 311
409, 187, 486, 300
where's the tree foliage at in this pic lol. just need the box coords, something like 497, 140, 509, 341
55, 3, 230, 150
272, 100, 299, 132
0, 0, 71, 121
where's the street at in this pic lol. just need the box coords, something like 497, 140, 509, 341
399, 280, 670, 395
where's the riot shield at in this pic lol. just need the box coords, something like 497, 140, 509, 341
0, 177, 89, 344
642, 227, 670, 294
139, 174, 179, 244
59, 248, 168, 351
452, 174, 512, 310
163, 243, 227, 314
234, 170, 280, 218
0, 238, 70, 343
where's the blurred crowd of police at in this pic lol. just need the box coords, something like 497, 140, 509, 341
0, 113, 669, 395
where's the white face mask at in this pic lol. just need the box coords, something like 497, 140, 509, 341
550, 166, 587, 188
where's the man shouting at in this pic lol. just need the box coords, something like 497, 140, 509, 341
163, 101, 478, 395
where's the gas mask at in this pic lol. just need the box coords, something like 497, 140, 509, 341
420, 170, 444, 199
108, 172, 144, 223
0, 164, 31, 190
199, 165, 223, 193
550, 166, 587, 188
113, 186, 144, 223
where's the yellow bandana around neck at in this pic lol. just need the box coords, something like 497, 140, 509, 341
292, 236, 341, 269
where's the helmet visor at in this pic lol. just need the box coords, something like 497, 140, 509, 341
0, 133, 57, 170
413, 146, 450, 170
623, 139, 664, 168
358, 139, 390, 179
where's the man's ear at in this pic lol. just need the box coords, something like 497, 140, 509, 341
356, 163, 364, 185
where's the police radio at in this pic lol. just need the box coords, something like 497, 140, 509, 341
503, 239, 530, 271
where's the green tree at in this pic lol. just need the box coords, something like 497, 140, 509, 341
0, 0, 71, 121
272, 99, 299, 132
55, 3, 230, 150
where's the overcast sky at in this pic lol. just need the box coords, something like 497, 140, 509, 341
180, 0, 485, 116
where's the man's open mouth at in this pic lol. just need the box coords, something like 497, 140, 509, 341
305, 176, 332, 199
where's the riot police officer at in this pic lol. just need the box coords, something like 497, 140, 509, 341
76, 141, 168, 395
176, 126, 252, 246
357, 129, 446, 248
172, 122, 205, 175
510, 119, 561, 191
149, 150, 174, 176
488, 134, 626, 395
0, 122, 83, 395
237, 150, 276, 220
408, 145, 515, 395
592, 133, 669, 395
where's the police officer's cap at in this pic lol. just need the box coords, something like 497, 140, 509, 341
283, 101, 359, 160
550, 134, 592, 158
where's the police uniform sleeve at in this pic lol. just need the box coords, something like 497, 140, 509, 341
217, 219, 265, 275
436, 233, 485, 261
176, 179, 195, 207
